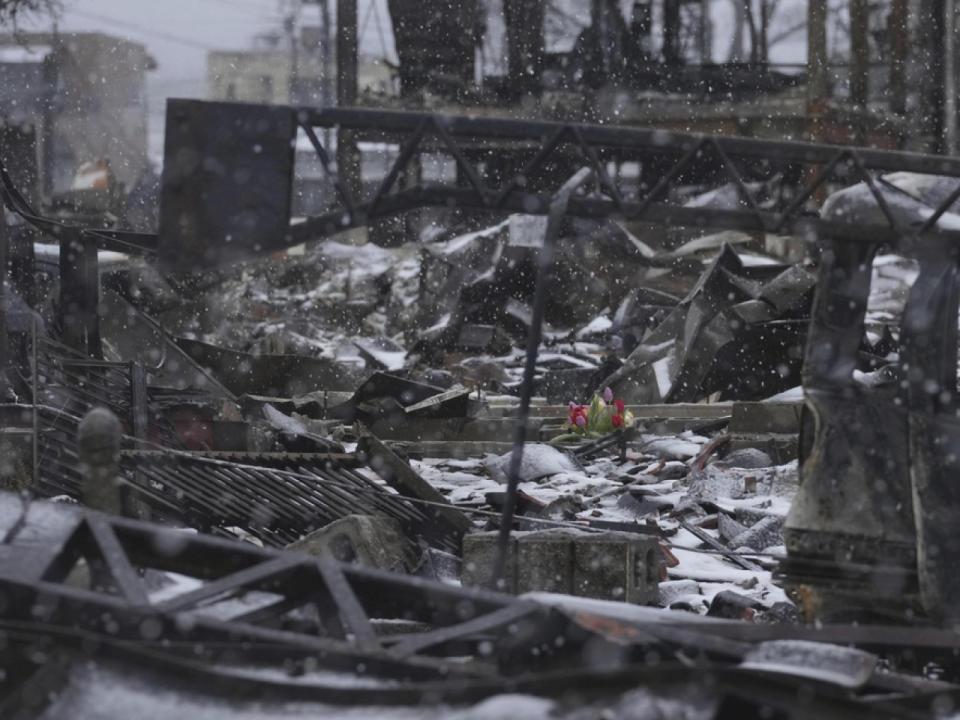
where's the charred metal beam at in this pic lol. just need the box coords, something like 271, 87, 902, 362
3, 102, 960, 274
2, 496, 959, 707
301, 107, 960, 175
491, 167, 594, 589
0, 496, 544, 683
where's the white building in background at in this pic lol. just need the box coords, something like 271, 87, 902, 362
206, 28, 394, 108
0, 32, 155, 196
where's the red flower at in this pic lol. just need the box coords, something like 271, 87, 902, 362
615, 399, 625, 415
569, 405, 588, 429
612, 414, 623, 428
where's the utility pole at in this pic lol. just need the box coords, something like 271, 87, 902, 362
321, 0, 333, 112
849, 0, 869, 109
336, 0, 362, 200
503, 0, 546, 97
889, 0, 908, 115
946, 0, 958, 154
0, 209, 8, 376
919, 0, 946, 152
807, 0, 829, 201
285, 0, 300, 104
807, 0, 828, 106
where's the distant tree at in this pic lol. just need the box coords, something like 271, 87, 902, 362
0, 0, 60, 28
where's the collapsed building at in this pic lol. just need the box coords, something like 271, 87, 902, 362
0, 92, 959, 716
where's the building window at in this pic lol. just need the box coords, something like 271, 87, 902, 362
259, 75, 273, 103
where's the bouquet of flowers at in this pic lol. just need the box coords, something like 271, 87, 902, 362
550, 387, 634, 444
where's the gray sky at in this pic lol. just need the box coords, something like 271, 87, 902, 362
43, 0, 289, 94
23, 0, 395, 156
21, 0, 808, 159
36, 0, 806, 100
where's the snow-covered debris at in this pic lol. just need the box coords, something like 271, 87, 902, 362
720, 448, 774, 469
484, 444, 582, 483
717, 513, 750, 544
639, 432, 708, 461
685, 460, 798, 507
740, 640, 877, 689
658, 579, 702, 608
727, 515, 783, 552
822, 175, 960, 230
601, 243, 812, 405
262, 403, 307, 435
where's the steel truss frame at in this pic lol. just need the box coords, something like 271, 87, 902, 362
6, 103, 960, 260
289, 106, 960, 248
2, 494, 960, 714
4, 102, 960, 349
0, 495, 550, 682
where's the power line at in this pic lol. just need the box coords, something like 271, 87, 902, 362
196, 0, 274, 13
66, 9, 219, 51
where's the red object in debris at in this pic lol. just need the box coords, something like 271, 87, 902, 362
659, 541, 680, 568
72, 158, 112, 191
517, 490, 548, 510
614, 399, 625, 415
166, 405, 215, 450
611, 414, 623, 428
694, 434, 732, 470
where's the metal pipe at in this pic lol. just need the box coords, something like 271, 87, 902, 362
31, 315, 37, 486
300, 107, 960, 176
947, 0, 958, 154
490, 167, 594, 590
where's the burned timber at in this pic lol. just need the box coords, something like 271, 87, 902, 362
2, 98, 960, 717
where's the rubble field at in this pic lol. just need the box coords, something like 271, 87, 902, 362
3, 147, 960, 718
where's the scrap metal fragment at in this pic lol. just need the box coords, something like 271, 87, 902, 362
176, 336, 360, 398
329, 371, 476, 425
601, 244, 812, 404
288, 514, 421, 574
678, 519, 764, 573
357, 431, 472, 539
739, 640, 877, 689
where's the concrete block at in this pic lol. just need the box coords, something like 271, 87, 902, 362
730, 401, 802, 434
463, 528, 660, 605
516, 530, 573, 594
707, 590, 764, 620
572, 532, 660, 605
461, 531, 517, 592
728, 515, 783, 552
658, 579, 701, 607
287, 514, 419, 573
718, 513, 750, 544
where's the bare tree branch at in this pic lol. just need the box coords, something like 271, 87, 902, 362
0, 0, 61, 29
